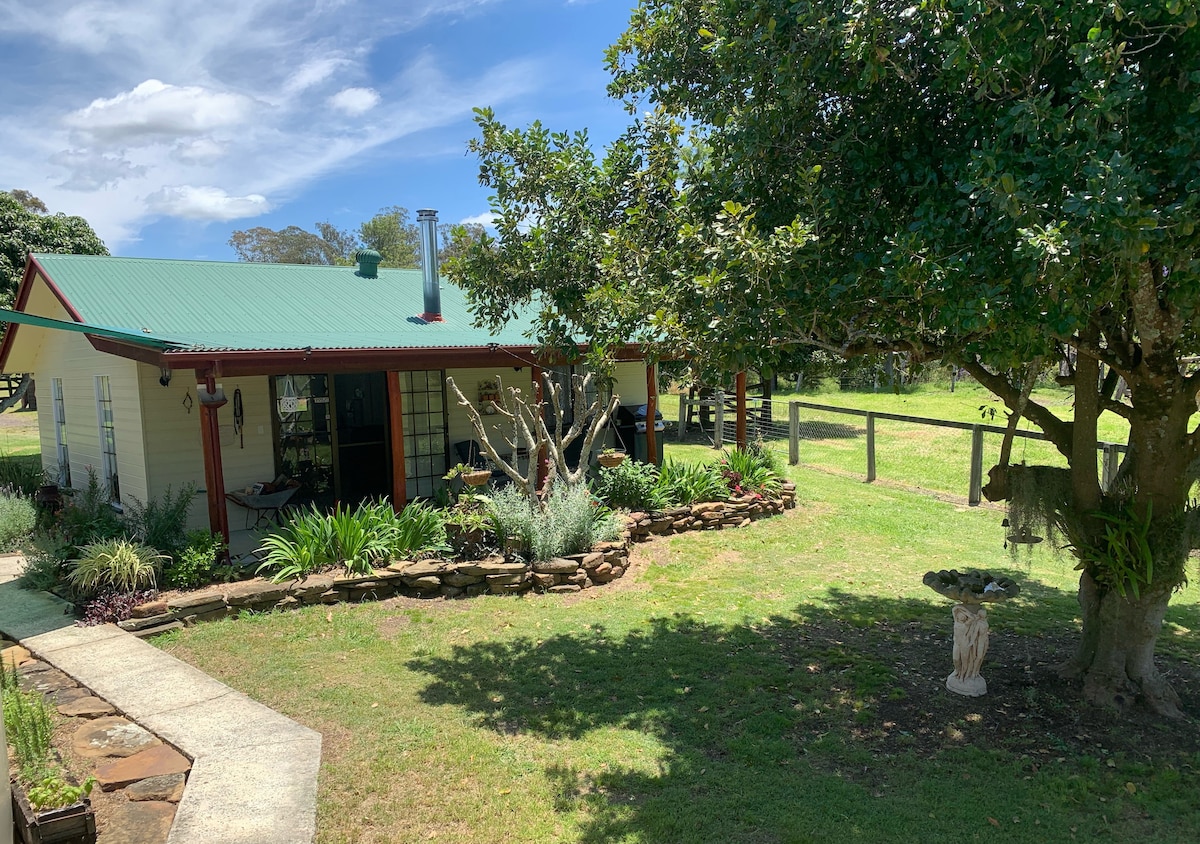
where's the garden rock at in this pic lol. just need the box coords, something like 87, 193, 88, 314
130, 599, 168, 618
95, 744, 191, 791
73, 716, 162, 759
548, 584, 582, 594
460, 559, 527, 577
125, 773, 186, 803
58, 695, 117, 718
392, 560, 448, 578
2, 643, 32, 668
533, 558, 579, 574
167, 591, 225, 611
224, 581, 288, 606
19, 666, 77, 695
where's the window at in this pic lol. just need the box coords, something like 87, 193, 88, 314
401, 370, 447, 499
94, 376, 119, 504
51, 378, 69, 487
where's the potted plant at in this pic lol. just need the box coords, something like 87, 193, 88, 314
597, 448, 626, 469
443, 505, 494, 559
3, 668, 97, 844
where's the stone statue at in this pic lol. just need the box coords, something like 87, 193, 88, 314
948, 603, 989, 696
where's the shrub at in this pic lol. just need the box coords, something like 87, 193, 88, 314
67, 539, 165, 596
79, 588, 158, 626
528, 484, 620, 563
487, 485, 535, 555
18, 544, 68, 592
257, 499, 448, 582
717, 447, 783, 498
2, 666, 54, 781
163, 530, 227, 590
0, 487, 37, 549
124, 483, 197, 557
655, 459, 727, 505
0, 453, 47, 497
591, 459, 666, 511
53, 467, 123, 549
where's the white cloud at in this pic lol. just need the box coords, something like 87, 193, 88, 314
146, 186, 270, 221
328, 87, 380, 116
172, 138, 227, 165
65, 80, 256, 144
48, 149, 146, 190
459, 211, 497, 227
283, 57, 350, 96
0, 0, 540, 248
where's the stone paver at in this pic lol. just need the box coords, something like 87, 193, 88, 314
102, 801, 177, 844
95, 744, 192, 791
73, 716, 162, 758
57, 694, 118, 718
0, 556, 320, 843
126, 773, 187, 803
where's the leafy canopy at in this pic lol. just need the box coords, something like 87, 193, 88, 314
0, 190, 107, 306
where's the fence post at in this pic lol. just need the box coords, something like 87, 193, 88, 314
968, 425, 984, 506
678, 394, 687, 442
1101, 442, 1119, 491
866, 412, 877, 482
714, 392, 725, 449
788, 402, 800, 465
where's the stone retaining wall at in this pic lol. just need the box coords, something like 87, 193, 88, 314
122, 483, 797, 636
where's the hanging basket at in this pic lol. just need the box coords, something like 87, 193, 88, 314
598, 452, 626, 468
462, 470, 492, 487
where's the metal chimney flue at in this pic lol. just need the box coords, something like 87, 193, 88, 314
417, 208, 443, 322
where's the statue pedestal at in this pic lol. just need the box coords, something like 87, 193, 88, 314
946, 603, 989, 697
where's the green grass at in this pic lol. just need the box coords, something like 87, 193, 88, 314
667, 379, 1130, 501
156, 461, 1200, 844
0, 410, 41, 456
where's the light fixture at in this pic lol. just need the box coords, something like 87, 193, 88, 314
159, 367, 172, 387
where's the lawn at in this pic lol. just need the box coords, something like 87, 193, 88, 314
665, 379, 1130, 502
156, 456, 1200, 844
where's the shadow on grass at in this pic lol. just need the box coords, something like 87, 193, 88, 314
408, 585, 1200, 843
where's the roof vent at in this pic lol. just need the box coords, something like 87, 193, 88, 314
356, 248, 381, 279
417, 209, 443, 322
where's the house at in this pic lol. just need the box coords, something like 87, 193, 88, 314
0, 210, 661, 547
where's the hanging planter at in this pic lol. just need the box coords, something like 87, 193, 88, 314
462, 470, 492, 487
597, 451, 626, 468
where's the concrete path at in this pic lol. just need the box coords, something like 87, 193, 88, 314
0, 554, 321, 843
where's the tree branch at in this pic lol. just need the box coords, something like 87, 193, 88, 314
958, 357, 1073, 458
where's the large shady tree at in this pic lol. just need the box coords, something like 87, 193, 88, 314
450, 1, 1200, 716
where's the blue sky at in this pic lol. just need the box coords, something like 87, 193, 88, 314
0, 0, 638, 259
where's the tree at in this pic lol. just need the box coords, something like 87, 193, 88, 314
450, 1, 1200, 716
446, 372, 618, 503
230, 207, 474, 269
0, 190, 107, 306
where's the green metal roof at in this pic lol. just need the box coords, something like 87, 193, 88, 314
28, 254, 540, 352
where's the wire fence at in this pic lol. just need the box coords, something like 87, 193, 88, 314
672, 394, 1126, 504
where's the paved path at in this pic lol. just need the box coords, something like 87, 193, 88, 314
0, 554, 321, 843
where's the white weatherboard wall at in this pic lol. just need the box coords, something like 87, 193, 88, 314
137, 369, 276, 532
445, 367, 540, 449
16, 275, 150, 505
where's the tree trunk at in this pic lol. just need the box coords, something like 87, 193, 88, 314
1060, 570, 1182, 718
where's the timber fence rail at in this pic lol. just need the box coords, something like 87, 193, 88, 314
785, 400, 1126, 505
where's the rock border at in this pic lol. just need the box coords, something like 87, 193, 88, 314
125, 484, 797, 635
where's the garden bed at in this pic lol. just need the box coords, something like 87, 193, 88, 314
121, 484, 796, 635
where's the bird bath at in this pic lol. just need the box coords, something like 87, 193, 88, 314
922, 569, 1020, 697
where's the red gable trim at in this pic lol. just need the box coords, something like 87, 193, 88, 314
0, 255, 86, 371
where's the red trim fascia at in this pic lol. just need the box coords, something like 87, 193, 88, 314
0, 254, 86, 371
154, 344, 649, 377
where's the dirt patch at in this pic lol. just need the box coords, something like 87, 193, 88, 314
764, 615, 1200, 769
